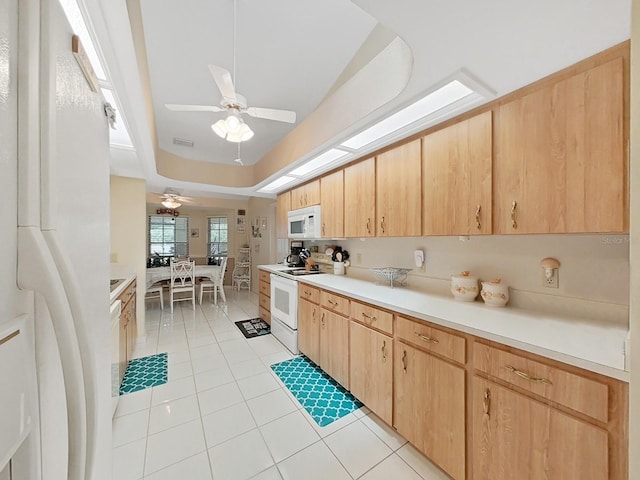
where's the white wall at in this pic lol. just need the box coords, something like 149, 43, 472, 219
111, 176, 147, 338
248, 197, 278, 291
312, 233, 630, 324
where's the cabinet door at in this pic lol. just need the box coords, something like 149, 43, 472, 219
320, 170, 344, 238
350, 322, 392, 424
304, 180, 320, 206
494, 58, 625, 234
394, 341, 465, 480
472, 377, 608, 480
298, 298, 320, 365
320, 309, 350, 389
423, 111, 492, 235
290, 185, 305, 209
344, 157, 376, 237
276, 192, 290, 239
376, 139, 422, 236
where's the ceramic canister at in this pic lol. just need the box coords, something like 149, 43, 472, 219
450, 272, 479, 301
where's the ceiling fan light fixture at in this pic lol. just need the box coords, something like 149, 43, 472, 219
226, 122, 254, 143
211, 119, 228, 138
161, 198, 181, 209
225, 111, 241, 130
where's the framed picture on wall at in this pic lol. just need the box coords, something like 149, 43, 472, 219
191, 228, 199, 238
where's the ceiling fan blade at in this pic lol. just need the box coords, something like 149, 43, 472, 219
165, 104, 225, 112
208, 65, 237, 104
246, 107, 296, 123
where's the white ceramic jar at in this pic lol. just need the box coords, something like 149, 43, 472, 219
481, 280, 510, 307
450, 272, 479, 301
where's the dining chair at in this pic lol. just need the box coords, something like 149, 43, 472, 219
170, 260, 196, 312
199, 257, 228, 305
145, 283, 164, 310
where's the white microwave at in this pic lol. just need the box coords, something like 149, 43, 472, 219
287, 205, 322, 239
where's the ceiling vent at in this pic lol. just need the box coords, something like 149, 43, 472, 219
173, 137, 194, 147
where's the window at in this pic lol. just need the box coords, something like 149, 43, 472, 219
208, 216, 228, 263
148, 216, 189, 258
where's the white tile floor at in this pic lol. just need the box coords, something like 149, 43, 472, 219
113, 288, 452, 480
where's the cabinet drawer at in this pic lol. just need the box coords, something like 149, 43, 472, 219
259, 306, 271, 325
259, 270, 271, 283
259, 280, 270, 297
299, 284, 320, 304
259, 293, 270, 311
474, 342, 609, 422
395, 315, 465, 364
350, 301, 393, 336
320, 291, 349, 317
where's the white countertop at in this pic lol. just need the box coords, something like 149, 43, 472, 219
110, 264, 137, 304
259, 264, 629, 381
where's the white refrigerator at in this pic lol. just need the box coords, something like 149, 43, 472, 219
1, 0, 112, 479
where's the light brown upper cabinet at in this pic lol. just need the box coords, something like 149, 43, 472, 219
494, 57, 626, 234
276, 192, 290, 239
320, 170, 344, 238
423, 111, 493, 235
344, 157, 376, 237
376, 139, 422, 236
290, 180, 320, 209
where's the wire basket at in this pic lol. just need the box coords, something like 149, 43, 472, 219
370, 267, 411, 288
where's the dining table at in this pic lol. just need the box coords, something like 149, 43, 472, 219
145, 265, 223, 290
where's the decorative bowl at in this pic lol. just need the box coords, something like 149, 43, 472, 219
450, 272, 479, 301
371, 267, 411, 288
481, 280, 509, 307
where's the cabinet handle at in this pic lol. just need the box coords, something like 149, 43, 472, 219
304, 291, 312, 296
327, 299, 338, 307
322, 223, 325, 236
321, 312, 325, 327
312, 308, 316, 322
361, 312, 376, 323
366, 218, 371, 234
401, 350, 407, 372
511, 201, 518, 229
381, 340, 387, 363
475, 204, 481, 230
380, 216, 385, 234
305, 194, 308, 204
414, 332, 439, 344
483, 388, 491, 417
299, 196, 303, 206
505, 365, 552, 385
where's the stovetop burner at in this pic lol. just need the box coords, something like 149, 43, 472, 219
281, 268, 323, 276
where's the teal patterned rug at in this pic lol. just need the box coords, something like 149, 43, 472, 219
271, 356, 363, 427
119, 353, 168, 395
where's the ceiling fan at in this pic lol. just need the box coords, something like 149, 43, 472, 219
165, 0, 296, 143
154, 191, 194, 209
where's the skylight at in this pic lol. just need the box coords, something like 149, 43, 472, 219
340, 80, 474, 150
57, 0, 106, 81
289, 149, 351, 177
257, 176, 298, 193
101, 88, 134, 148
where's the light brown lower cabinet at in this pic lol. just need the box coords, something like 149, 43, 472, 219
298, 298, 320, 365
472, 376, 609, 480
320, 309, 350, 389
394, 340, 466, 480
349, 321, 393, 424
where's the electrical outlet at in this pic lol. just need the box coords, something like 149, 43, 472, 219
356, 253, 362, 265
542, 269, 559, 288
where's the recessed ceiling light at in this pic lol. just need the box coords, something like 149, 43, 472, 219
289, 149, 351, 177
257, 176, 297, 193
